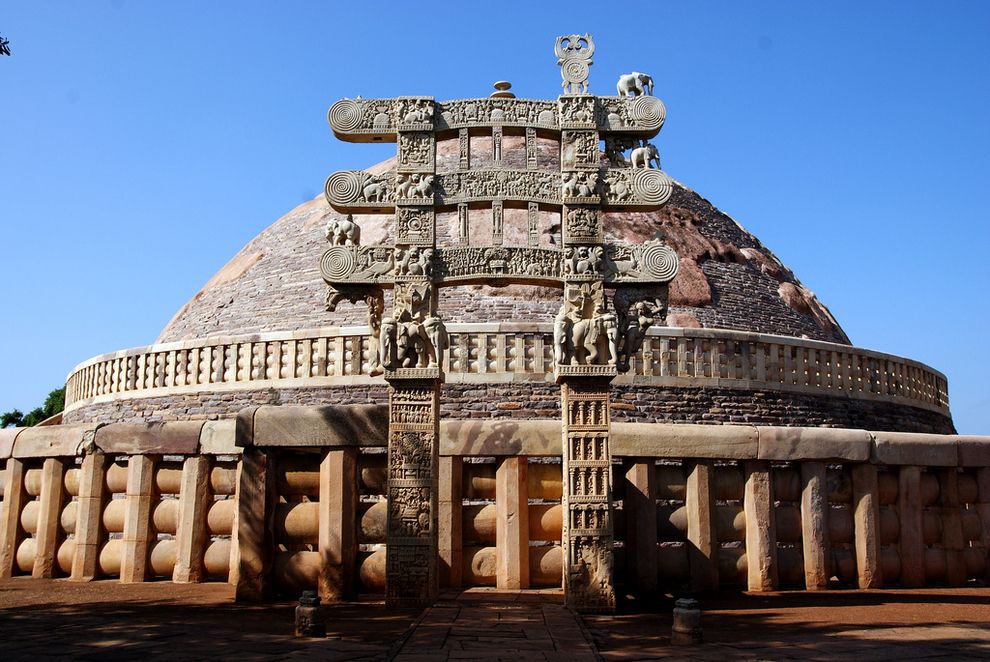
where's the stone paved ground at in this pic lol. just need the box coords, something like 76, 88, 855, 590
586, 588, 990, 661
2, 580, 989, 660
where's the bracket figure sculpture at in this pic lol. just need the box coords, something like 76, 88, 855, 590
320, 34, 677, 613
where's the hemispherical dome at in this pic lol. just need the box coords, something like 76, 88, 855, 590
158, 141, 848, 345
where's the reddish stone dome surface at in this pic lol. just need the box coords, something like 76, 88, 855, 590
158, 139, 847, 345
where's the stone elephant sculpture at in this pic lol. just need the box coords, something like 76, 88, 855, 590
630, 143, 661, 169
616, 71, 654, 97
324, 214, 361, 246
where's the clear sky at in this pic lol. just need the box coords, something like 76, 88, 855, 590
1, 1, 988, 432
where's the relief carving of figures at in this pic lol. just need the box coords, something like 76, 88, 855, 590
616, 71, 654, 97
321, 245, 395, 284
324, 214, 361, 246
395, 246, 434, 277
398, 133, 435, 169
603, 239, 679, 283
630, 142, 661, 169
554, 282, 608, 366
396, 208, 433, 244
396, 173, 435, 201
562, 170, 599, 199
398, 98, 434, 126
433, 246, 561, 282
436, 98, 557, 129
612, 287, 667, 372
564, 207, 601, 241
389, 485, 433, 538
559, 96, 596, 125
562, 246, 603, 277
438, 170, 558, 204
604, 136, 638, 167
561, 131, 599, 170
325, 170, 396, 208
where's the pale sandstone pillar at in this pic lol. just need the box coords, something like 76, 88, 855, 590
744, 461, 778, 591
120, 454, 156, 583
0, 458, 27, 577
977, 468, 990, 583
686, 460, 719, 592
496, 456, 529, 589
851, 463, 882, 588
898, 465, 924, 587
33, 457, 68, 578
623, 459, 658, 594
800, 461, 829, 590
173, 456, 211, 583
438, 455, 463, 588
71, 452, 107, 581
938, 467, 966, 586
318, 447, 357, 601
227, 460, 242, 587
236, 448, 273, 600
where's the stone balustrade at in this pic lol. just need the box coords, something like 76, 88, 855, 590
64, 325, 950, 416
1, 410, 988, 598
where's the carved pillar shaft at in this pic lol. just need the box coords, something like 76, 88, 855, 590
560, 376, 616, 613
386, 377, 440, 607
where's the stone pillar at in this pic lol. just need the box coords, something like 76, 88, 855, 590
743, 461, 778, 592
318, 447, 357, 601
851, 464, 882, 589
173, 456, 211, 583
33, 457, 68, 578
120, 454, 156, 583
977, 467, 990, 584
559, 373, 616, 613
438, 455, 463, 588
686, 460, 718, 592
898, 465, 924, 588
623, 458, 658, 594
386, 375, 440, 608
236, 448, 273, 601
0, 458, 27, 577
938, 467, 966, 586
71, 452, 107, 581
800, 461, 829, 590
496, 456, 529, 589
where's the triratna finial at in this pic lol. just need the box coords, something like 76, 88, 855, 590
555, 34, 595, 94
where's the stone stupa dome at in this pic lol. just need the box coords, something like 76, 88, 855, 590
63, 137, 950, 433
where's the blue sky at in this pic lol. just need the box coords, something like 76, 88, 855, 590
1, 1, 988, 432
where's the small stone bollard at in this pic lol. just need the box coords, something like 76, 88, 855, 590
295, 590, 326, 638
671, 598, 702, 645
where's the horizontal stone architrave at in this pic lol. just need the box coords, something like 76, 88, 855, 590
5, 413, 990, 467
11, 424, 99, 458
872, 431, 960, 467
242, 404, 389, 448
64, 325, 950, 419
757, 427, 872, 462
94, 421, 204, 455
611, 422, 758, 459
199, 419, 240, 455
0, 428, 21, 460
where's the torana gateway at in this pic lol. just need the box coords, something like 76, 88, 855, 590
2, 37, 988, 614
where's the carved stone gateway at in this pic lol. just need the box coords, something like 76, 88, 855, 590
320, 35, 677, 611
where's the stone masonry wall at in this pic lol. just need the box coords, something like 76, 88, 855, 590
64, 383, 953, 434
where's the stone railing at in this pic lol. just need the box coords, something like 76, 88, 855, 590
64, 325, 950, 415
3, 411, 988, 597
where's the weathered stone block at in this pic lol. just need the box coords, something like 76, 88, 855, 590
13, 425, 97, 458
612, 422, 758, 459
199, 419, 239, 455
94, 421, 203, 455
956, 436, 990, 467
441, 419, 559, 456
873, 432, 958, 467
0, 428, 21, 460
251, 404, 388, 448
757, 427, 870, 462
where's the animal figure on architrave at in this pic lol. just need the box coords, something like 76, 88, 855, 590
616, 71, 654, 97
629, 142, 661, 170
324, 214, 362, 246
554, 283, 609, 366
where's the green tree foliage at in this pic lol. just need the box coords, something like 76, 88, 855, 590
1, 387, 65, 428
